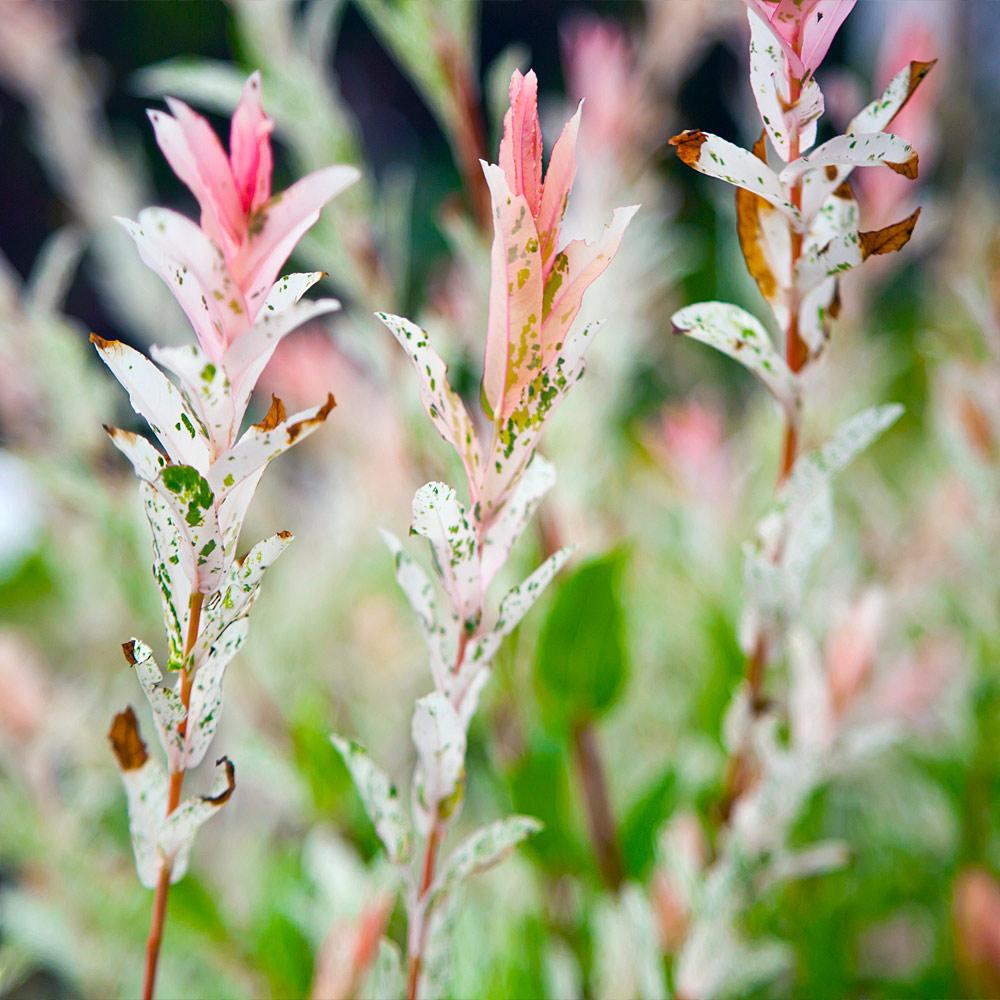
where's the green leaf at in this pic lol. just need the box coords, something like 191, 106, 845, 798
535, 548, 630, 728
620, 768, 679, 881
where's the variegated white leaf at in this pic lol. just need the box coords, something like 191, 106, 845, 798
480, 453, 556, 588
461, 546, 573, 674
670, 130, 801, 225
671, 302, 799, 417
183, 618, 249, 769
411, 693, 466, 835
160, 756, 236, 883
330, 735, 413, 865
361, 939, 405, 1000
380, 529, 453, 691
782, 132, 917, 187
779, 404, 904, 514
480, 321, 598, 521
207, 394, 335, 496
410, 482, 482, 634
377, 312, 482, 492
91, 334, 210, 468
124, 637, 186, 772
151, 342, 234, 447
104, 426, 167, 482
429, 815, 542, 909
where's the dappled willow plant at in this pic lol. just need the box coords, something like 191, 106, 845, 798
661, 2, 936, 995
92, 73, 357, 999
331, 69, 637, 1000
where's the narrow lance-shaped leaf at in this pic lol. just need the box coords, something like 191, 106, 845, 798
376, 312, 482, 492
428, 815, 543, 910
330, 735, 413, 865
160, 756, 237, 883
410, 482, 482, 634
411, 693, 467, 836
380, 530, 453, 691
480, 453, 556, 588
671, 302, 799, 418
122, 638, 186, 772
670, 130, 801, 225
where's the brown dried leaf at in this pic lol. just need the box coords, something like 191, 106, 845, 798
859, 208, 922, 259
108, 706, 148, 771
201, 756, 236, 805
736, 132, 778, 302
287, 393, 336, 443
669, 130, 708, 167
254, 394, 287, 432
886, 153, 919, 180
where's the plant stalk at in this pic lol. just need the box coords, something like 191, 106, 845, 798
572, 718, 624, 892
142, 590, 204, 1000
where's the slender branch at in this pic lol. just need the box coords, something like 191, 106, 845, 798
716, 61, 808, 837
572, 719, 624, 892
142, 590, 204, 1000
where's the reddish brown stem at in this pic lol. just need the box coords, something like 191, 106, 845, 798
572, 719, 624, 893
141, 590, 203, 1000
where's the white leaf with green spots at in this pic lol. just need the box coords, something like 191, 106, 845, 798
480, 453, 556, 588
377, 312, 482, 492
380, 530, 453, 691
152, 343, 234, 448
160, 756, 236, 883
330, 735, 413, 865
410, 483, 482, 635
207, 394, 335, 498
429, 815, 542, 909
782, 132, 917, 187
671, 302, 799, 417
411, 693, 466, 836
118, 756, 169, 890
460, 546, 573, 688
125, 637, 186, 771
92, 335, 209, 468
480, 320, 598, 521
182, 618, 248, 769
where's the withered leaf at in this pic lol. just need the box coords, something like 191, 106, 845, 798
669, 130, 708, 168
286, 392, 336, 443
859, 208, 921, 259
254, 394, 287, 432
736, 132, 778, 302
108, 706, 149, 770
886, 153, 919, 180
201, 756, 236, 805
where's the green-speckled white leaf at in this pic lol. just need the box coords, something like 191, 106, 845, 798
377, 313, 482, 492
671, 302, 798, 417
125, 637, 186, 771
92, 335, 210, 468
105, 426, 168, 482
208, 394, 335, 497
747, 11, 822, 162
224, 273, 340, 433
429, 815, 542, 909
118, 756, 169, 890
160, 756, 236, 883
151, 342, 234, 447
198, 531, 294, 657
480, 453, 556, 587
780, 404, 904, 514
380, 529, 453, 690
183, 618, 249, 769
411, 482, 482, 634
782, 132, 917, 187
461, 546, 573, 679
330, 735, 412, 865
411, 693, 466, 836
672, 130, 801, 225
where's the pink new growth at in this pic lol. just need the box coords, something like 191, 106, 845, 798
136, 72, 357, 360
744, 0, 856, 79
482, 69, 636, 422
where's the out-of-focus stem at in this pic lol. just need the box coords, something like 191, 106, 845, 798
142, 590, 204, 1000
718, 62, 807, 836
572, 719, 624, 892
